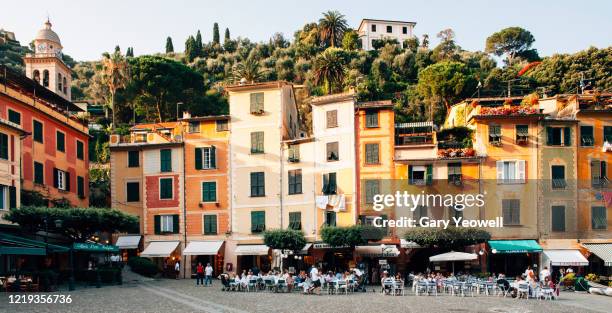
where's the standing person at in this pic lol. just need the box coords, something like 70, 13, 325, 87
196, 262, 204, 286
205, 263, 214, 286
309, 266, 321, 295
539, 266, 550, 282
174, 261, 181, 279
524, 265, 534, 281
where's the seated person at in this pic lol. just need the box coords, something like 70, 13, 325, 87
219, 272, 230, 291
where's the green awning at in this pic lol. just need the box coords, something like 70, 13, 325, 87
0, 232, 69, 254
0, 246, 46, 255
488, 240, 542, 254
73, 242, 119, 253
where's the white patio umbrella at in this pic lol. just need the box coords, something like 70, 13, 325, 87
429, 251, 478, 274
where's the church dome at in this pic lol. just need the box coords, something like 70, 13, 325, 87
35, 19, 61, 45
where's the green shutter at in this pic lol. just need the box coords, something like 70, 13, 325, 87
56, 132, 65, 152
77, 141, 84, 160
172, 214, 179, 234
34, 162, 44, 184
426, 165, 433, 185
546, 127, 553, 145
9, 186, 16, 209
53, 168, 58, 188
329, 173, 337, 194
551, 206, 565, 232
0, 133, 8, 159
77, 176, 84, 198
563, 127, 571, 146
202, 182, 217, 202
195, 148, 202, 170
408, 165, 413, 183
154, 215, 161, 234
33, 120, 43, 143
8, 110, 21, 124
210, 146, 217, 168
160, 149, 172, 172
127, 182, 140, 202
128, 151, 139, 167
160, 178, 173, 199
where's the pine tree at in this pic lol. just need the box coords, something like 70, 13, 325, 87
184, 36, 197, 62
126, 47, 134, 57
224, 28, 230, 42
213, 23, 220, 44
195, 30, 203, 56
165, 37, 174, 53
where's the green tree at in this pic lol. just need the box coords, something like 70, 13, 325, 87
213, 22, 220, 44
165, 36, 174, 53
195, 30, 203, 56
342, 29, 359, 51
318, 10, 348, 48
100, 49, 129, 130
433, 28, 459, 61
263, 229, 307, 251
231, 57, 265, 83
224, 28, 230, 42
485, 27, 538, 65
184, 36, 197, 62
404, 228, 490, 250
403, 37, 419, 53
417, 61, 475, 111
126, 47, 134, 57
312, 47, 347, 94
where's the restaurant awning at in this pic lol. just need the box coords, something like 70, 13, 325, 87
183, 241, 224, 256
0, 232, 69, 254
543, 250, 588, 266
429, 251, 478, 262
488, 240, 542, 254
73, 242, 119, 253
235, 245, 270, 256
582, 243, 612, 266
400, 239, 421, 249
297, 243, 312, 255
140, 241, 180, 257
115, 235, 142, 249
355, 245, 400, 257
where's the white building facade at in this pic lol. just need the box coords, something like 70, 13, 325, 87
357, 19, 416, 51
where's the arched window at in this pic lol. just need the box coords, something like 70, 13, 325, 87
57, 73, 63, 92
63, 77, 67, 94
42, 70, 49, 87
33, 70, 40, 83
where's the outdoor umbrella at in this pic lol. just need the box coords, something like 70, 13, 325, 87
429, 251, 478, 274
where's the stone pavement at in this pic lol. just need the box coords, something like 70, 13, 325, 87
2, 274, 612, 313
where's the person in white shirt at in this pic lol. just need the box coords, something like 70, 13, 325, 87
539, 266, 551, 282
174, 261, 180, 279
309, 266, 321, 295
204, 263, 214, 286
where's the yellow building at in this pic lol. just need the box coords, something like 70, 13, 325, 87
0, 119, 26, 224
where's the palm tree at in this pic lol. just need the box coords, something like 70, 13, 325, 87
231, 58, 266, 83
318, 11, 348, 48
100, 49, 129, 130
312, 48, 346, 94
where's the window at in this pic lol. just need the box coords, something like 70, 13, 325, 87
77, 176, 85, 198
76, 140, 84, 160
288, 144, 300, 162
56, 131, 65, 152
33, 120, 43, 143
160, 149, 172, 172
365, 110, 379, 128
413, 205, 428, 221
0, 133, 7, 160
322, 173, 337, 195
250, 132, 264, 154
325, 211, 336, 226
288, 170, 302, 195
551, 206, 565, 232
496, 160, 526, 184
365, 143, 379, 164
604, 126, 612, 143
8, 109, 20, 125
195, 146, 217, 169
250, 92, 264, 114
156, 215, 177, 233
502, 199, 520, 225
126, 182, 140, 202
580, 126, 593, 146
216, 119, 229, 132
188, 122, 199, 133
250, 172, 265, 197
0, 185, 9, 210
326, 110, 338, 128
289, 212, 301, 230
591, 160, 608, 187
402, 26, 408, 34
53, 168, 69, 191
251, 211, 265, 233
409, 165, 432, 185
34, 162, 44, 184
488, 125, 501, 144
448, 162, 462, 184
592, 206, 607, 230
202, 181, 217, 202
203, 215, 217, 235
128, 150, 139, 167
159, 178, 173, 199
365, 180, 380, 204
516, 125, 528, 144
551, 165, 566, 189
326, 142, 339, 161
547, 127, 570, 146
386, 25, 392, 33
371, 24, 376, 32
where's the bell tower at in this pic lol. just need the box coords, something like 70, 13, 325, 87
23, 19, 72, 101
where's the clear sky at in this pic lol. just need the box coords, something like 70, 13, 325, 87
2, 0, 610, 61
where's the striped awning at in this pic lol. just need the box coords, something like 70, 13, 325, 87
582, 243, 612, 266
140, 241, 180, 257
115, 235, 141, 249
395, 121, 434, 129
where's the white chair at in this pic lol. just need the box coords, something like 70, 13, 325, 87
247, 279, 257, 292
517, 283, 529, 299
337, 280, 348, 295
416, 281, 428, 296
394, 280, 405, 296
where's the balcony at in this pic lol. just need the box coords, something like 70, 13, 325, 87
437, 148, 476, 159
109, 131, 183, 147
395, 122, 435, 146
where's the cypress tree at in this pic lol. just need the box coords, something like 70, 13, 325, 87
224, 28, 230, 42
185, 36, 197, 62
213, 23, 220, 44
126, 47, 134, 57
165, 37, 174, 53
114, 45, 121, 53
195, 30, 203, 56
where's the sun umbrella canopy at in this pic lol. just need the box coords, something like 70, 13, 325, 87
429, 251, 478, 262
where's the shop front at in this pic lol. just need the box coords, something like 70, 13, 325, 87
114, 235, 142, 261
310, 242, 352, 273
183, 241, 224, 277
542, 249, 589, 278
354, 244, 400, 283
235, 244, 270, 274
487, 240, 543, 277
140, 240, 181, 278
582, 243, 612, 277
